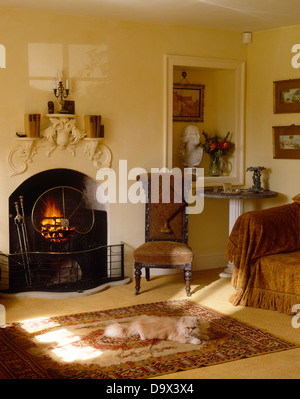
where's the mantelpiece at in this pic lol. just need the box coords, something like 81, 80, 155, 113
9, 114, 112, 176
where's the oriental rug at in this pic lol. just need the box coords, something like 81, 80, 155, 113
0, 300, 298, 379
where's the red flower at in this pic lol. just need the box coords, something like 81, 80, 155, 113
209, 141, 218, 152
220, 141, 231, 150
201, 130, 234, 157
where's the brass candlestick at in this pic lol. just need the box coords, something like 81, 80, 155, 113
53, 80, 70, 114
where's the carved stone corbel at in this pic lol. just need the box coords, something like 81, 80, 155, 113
84, 138, 112, 168
8, 138, 40, 176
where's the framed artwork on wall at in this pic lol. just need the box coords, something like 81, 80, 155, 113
272, 125, 300, 159
173, 83, 204, 122
273, 79, 300, 114
63, 100, 75, 114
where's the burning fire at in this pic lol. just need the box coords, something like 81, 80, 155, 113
40, 198, 76, 242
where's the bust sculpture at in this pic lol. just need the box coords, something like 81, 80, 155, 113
179, 125, 203, 167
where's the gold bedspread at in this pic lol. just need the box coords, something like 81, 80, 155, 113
226, 202, 300, 314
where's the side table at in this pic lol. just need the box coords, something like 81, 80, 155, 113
204, 188, 278, 277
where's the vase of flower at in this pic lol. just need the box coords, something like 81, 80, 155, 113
209, 154, 222, 176
201, 131, 234, 177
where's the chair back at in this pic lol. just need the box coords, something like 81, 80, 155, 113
140, 173, 189, 244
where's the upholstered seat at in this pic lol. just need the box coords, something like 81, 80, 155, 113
134, 241, 193, 265
133, 173, 193, 297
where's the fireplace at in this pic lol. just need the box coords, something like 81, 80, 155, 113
4, 168, 124, 294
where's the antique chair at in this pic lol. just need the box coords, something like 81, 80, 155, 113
133, 173, 193, 297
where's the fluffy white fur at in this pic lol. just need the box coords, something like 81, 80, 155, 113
104, 315, 209, 345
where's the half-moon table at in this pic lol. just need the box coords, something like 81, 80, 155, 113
204, 188, 278, 278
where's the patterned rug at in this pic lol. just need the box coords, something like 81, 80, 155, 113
0, 300, 298, 379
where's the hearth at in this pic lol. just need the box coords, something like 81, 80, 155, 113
3, 168, 124, 294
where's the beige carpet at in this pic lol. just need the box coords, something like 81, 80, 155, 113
1, 268, 300, 379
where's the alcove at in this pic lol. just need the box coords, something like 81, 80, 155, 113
164, 55, 245, 186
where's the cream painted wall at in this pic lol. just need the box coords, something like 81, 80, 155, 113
0, 9, 247, 278
244, 26, 300, 213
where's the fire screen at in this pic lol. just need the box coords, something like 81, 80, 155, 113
4, 169, 124, 293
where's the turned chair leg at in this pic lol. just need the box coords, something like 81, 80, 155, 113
134, 262, 142, 295
145, 267, 150, 281
184, 264, 192, 297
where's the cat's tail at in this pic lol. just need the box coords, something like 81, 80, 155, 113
104, 322, 128, 338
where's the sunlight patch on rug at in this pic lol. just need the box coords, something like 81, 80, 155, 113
35, 328, 104, 362
19, 317, 105, 362
20, 317, 61, 333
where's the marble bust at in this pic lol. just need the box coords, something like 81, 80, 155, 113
179, 125, 203, 167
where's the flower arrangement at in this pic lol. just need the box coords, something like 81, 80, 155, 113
201, 131, 234, 158
201, 131, 234, 176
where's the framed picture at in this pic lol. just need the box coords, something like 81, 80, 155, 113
173, 83, 204, 122
273, 79, 300, 114
63, 100, 75, 114
272, 125, 300, 159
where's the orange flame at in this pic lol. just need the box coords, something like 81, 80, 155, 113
40, 198, 75, 242
41, 198, 63, 226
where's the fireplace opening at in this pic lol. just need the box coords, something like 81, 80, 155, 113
5, 168, 124, 294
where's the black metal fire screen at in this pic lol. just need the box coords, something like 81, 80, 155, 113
1, 244, 124, 293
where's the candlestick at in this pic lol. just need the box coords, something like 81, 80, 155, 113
53, 80, 70, 114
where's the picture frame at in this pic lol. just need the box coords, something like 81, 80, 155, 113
273, 79, 300, 114
173, 83, 204, 122
272, 125, 300, 159
63, 100, 75, 114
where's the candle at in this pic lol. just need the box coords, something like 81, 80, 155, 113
57, 69, 61, 82
66, 79, 69, 90
53, 79, 57, 90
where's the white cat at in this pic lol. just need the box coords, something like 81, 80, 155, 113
104, 315, 209, 345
